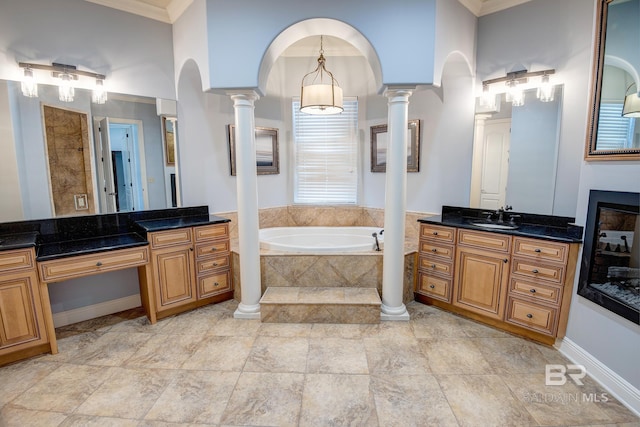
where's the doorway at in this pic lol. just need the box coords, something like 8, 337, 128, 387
93, 118, 148, 213
470, 118, 511, 210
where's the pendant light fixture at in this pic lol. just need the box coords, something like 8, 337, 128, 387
622, 83, 640, 118
300, 35, 344, 115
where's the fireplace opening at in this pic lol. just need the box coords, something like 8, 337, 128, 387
578, 190, 640, 324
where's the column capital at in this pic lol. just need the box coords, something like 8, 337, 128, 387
227, 90, 261, 104
382, 85, 416, 100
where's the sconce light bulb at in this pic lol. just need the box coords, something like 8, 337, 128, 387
21, 67, 38, 98
92, 78, 107, 104
506, 80, 525, 107
537, 74, 554, 102
479, 84, 496, 109
58, 73, 75, 103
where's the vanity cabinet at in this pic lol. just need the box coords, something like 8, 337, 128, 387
0, 248, 48, 362
415, 223, 580, 345
146, 223, 232, 320
416, 225, 456, 302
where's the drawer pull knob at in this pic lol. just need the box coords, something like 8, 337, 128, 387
534, 248, 541, 253
431, 248, 438, 253
503, 258, 508, 263
96, 261, 103, 267
431, 264, 436, 269
190, 247, 194, 251
432, 231, 438, 236
211, 247, 217, 252
529, 288, 537, 293
214, 282, 220, 287
532, 269, 539, 274
526, 313, 533, 319
213, 263, 218, 267
429, 284, 435, 289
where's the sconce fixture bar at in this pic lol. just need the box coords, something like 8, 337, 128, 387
482, 69, 555, 86
18, 62, 106, 80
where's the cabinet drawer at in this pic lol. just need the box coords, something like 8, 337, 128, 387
39, 247, 149, 282
0, 249, 34, 272
194, 224, 229, 242
458, 229, 511, 253
506, 297, 557, 336
195, 241, 230, 259
198, 271, 231, 299
416, 272, 451, 302
196, 255, 230, 275
150, 228, 192, 249
509, 277, 562, 305
420, 224, 456, 244
418, 256, 454, 278
511, 258, 565, 284
419, 241, 454, 261
512, 237, 569, 264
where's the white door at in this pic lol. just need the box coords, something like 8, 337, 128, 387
99, 118, 117, 213
479, 120, 511, 210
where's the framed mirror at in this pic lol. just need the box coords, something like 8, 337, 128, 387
585, 0, 640, 160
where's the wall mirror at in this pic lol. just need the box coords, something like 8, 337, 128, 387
470, 87, 563, 215
585, 0, 640, 160
0, 79, 178, 221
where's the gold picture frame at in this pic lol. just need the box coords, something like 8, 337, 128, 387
227, 125, 279, 176
370, 119, 421, 172
163, 117, 176, 166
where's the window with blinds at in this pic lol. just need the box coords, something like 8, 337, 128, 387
595, 103, 635, 150
292, 98, 358, 204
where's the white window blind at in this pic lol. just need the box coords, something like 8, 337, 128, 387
596, 103, 634, 150
293, 98, 358, 204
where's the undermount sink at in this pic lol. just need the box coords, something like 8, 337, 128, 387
471, 222, 519, 230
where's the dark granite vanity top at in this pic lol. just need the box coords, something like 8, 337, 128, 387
0, 206, 230, 261
419, 206, 583, 243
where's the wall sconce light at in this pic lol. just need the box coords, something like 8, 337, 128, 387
481, 68, 555, 107
622, 83, 640, 118
18, 62, 107, 104
300, 35, 344, 115
479, 83, 497, 110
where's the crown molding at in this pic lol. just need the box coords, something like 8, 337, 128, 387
85, 0, 192, 23
458, 0, 533, 17
166, 0, 193, 23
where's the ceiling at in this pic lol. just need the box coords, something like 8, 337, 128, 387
84, 0, 533, 24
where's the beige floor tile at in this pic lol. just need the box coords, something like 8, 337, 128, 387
244, 336, 309, 373
364, 337, 431, 375
207, 317, 261, 336
578, 376, 640, 423
371, 374, 458, 427
108, 314, 171, 334
437, 374, 537, 426
420, 337, 493, 374
220, 372, 304, 427
73, 332, 152, 366
74, 367, 176, 419
0, 406, 68, 427
299, 373, 378, 426
0, 359, 59, 406
472, 337, 551, 374
502, 373, 613, 425
39, 331, 105, 363
10, 364, 111, 412
307, 337, 369, 374
58, 414, 140, 426
124, 333, 204, 369
155, 308, 225, 335
144, 371, 239, 424
180, 335, 254, 371
410, 311, 469, 339
258, 322, 313, 337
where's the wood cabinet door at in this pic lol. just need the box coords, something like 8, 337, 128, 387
0, 271, 47, 352
453, 247, 510, 319
152, 245, 196, 311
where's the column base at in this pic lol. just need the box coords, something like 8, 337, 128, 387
234, 302, 261, 320
380, 303, 410, 321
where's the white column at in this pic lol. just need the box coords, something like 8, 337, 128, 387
381, 88, 413, 321
230, 91, 261, 319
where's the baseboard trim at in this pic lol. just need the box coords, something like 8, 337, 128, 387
558, 337, 640, 417
52, 294, 142, 328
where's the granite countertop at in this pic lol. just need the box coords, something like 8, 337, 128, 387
0, 231, 39, 251
419, 206, 583, 243
36, 233, 149, 261
135, 214, 231, 232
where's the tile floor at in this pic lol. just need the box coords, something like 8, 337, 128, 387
0, 300, 638, 427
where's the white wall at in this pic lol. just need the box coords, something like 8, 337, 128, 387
0, 82, 23, 221
478, 0, 640, 398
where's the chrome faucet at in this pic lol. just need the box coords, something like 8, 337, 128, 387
372, 232, 381, 251
495, 205, 512, 223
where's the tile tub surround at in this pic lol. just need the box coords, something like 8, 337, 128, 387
0, 300, 637, 426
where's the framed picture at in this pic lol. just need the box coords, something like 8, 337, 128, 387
228, 125, 279, 176
370, 119, 420, 172
163, 117, 176, 166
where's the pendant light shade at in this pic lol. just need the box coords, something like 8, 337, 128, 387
622, 84, 640, 118
300, 36, 343, 115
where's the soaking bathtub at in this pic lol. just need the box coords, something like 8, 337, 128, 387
259, 226, 384, 253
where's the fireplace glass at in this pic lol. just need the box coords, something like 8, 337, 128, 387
578, 190, 640, 324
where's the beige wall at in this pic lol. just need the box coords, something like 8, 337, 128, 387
0, 81, 23, 222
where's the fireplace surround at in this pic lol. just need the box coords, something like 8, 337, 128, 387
577, 190, 640, 324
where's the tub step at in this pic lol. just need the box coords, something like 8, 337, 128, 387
260, 286, 381, 324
